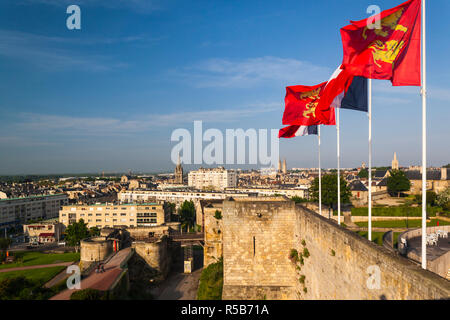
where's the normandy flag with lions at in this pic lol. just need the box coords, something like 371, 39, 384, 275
279, 82, 336, 138
340, 0, 421, 86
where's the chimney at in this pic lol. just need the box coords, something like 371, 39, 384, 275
442, 167, 447, 180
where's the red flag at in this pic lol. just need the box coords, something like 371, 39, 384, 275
340, 0, 421, 86
282, 82, 336, 126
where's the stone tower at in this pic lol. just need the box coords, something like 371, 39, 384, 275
278, 158, 282, 173
175, 154, 184, 184
282, 158, 287, 174
392, 152, 399, 170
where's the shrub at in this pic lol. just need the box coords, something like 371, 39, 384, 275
197, 258, 223, 300
214, 210, 222, 220
351, 206, 441, 217
289, 249, 299, 263
302, 248, 310, 258
70, 288, 105, 300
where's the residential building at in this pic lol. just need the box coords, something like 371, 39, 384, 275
59, 202, 169, 229
23, 221, 65, 244
0, 194, 68, 231
118, 189, 251, 207
188, 167, 237, 190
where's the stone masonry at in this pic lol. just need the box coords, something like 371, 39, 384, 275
221, 198, 450, 300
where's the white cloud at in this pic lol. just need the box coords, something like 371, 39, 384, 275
175, 56, 331, 88
0, 29, 135, 71
13, 102, 280, 136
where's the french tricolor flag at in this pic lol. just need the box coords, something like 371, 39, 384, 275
279, 66, 367, 139
279, 124, 318, 138
324, 65, 368, 113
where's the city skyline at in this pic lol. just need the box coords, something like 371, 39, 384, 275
0, 0, 449, 174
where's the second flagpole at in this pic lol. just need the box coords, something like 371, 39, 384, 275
318, 125, 322, 217
337, 108, 341, 225
368, 78, 372, 241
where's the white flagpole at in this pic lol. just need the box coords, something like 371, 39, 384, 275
318, 125, 322, 217
337, 108, 341, 225
368, 78, 373, 241
421, 0, 427, 270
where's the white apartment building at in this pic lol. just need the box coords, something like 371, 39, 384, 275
118, 189, 251, 207
0, 194, 68, 231
188, 167, 237, 190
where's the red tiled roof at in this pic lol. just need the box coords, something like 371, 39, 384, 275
39, 233, 55, 237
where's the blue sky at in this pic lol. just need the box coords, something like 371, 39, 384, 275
0, 0, 449, 174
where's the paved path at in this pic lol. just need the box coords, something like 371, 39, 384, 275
44, 262, 79, 288
0, 262, 72, 273
156, 268, 202, 300
50, 248, 132, 300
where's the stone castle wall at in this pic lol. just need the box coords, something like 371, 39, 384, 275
80, 237, 113, 264
221, 198, 450, 300
132, 236, 171, 278
294, 205, 450, 299
203, 201, 224, 267
222, 197, 297, 300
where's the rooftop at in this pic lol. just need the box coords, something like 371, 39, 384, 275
0, 193, 66, 202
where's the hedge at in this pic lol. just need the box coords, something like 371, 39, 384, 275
351, 206, 443, 217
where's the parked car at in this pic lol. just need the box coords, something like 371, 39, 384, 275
58, 241, 66, 246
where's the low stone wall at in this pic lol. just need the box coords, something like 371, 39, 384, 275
398, 225, 450, 279
294, 205, 450, 299
382, 230, 395, 252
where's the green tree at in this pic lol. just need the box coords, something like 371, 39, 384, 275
64, 219, 90, 250
178, 200, 196, 232
0, 238, 11, 251
414, 191, 438, 206
291, 196, 308, 204
357, 168, 368, 179
309, 174, 351, 216
436, 187, 450, 211
89, 226, 100, 237
387, 170, 411, 197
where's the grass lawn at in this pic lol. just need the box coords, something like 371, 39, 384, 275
355, 219, 450, 229
0, 266, 66, 285
0, 251, 80, 270
356, 231, 385, 246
